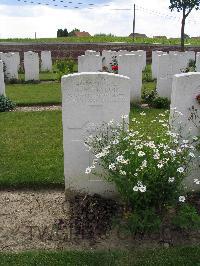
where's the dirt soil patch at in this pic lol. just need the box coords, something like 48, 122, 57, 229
0, 190, 200, 252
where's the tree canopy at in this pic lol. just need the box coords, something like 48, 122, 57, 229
169, 0, 200, 16
169, 0, 200, 50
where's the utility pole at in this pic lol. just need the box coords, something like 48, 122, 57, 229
132, 3, 136, 42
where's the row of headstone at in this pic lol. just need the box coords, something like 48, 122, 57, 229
61, 71, 200, 196
79, 49, 146, 72
0, 51, 52, 81
152, 50, 197, 80
78, 50, 146, 104
153, 50, 199, 100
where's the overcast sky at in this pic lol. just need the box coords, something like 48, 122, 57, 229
0, 0, 200, 38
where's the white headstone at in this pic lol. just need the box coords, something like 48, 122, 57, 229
0, 60, 5, 96
170, 53, 188, 75
41, 51, 52, 72
118, 50, 128, 56
170, 51, 195, 72
24, 51, 39, 81
85, 50, 100, 56
170, 72, 200, 190
156, 54, 172, 100
196, 52, 200, 72
62, 72, 131, 197
118, 54, 143, 104
133, 50, 146, 70
78, 55, 102, 72
185, 51, 196, 62
2, 52, 18, 80
102, 50, 117, 72
13, 52, 20, 71
152, 51, 167, 79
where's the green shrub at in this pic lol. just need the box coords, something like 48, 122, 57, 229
152, 97, 170, 109
143, 65, 155, 82
182, 59, 196, 73
172, 204, 200, 230
123, 208, 161, 234
55, 59, 75, 81
0, 95, 16, 112
142, 88, 157, 105
84, 114, 199, 233
142, 89, 170, 109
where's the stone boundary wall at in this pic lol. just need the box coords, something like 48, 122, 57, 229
0, 42, 200, 64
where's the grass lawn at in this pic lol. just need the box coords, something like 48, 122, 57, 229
0, 111, 64, 188
0, 246, 200, 265
0, 36, 199, 46
18, 72, 58, 81
0, 108, 167, 189
5, 77, 156, 107
6, 82, 61, 106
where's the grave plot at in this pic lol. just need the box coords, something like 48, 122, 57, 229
62, 72, 131, 197
6, 83, 61, 106
0, 49, 199, 258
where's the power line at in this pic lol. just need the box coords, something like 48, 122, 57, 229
14, 0, 200, 24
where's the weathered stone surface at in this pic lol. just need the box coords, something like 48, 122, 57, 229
118, 54, 142, 104
85, 50, 100, 56
41, 51, 52, 72
1, 52, 18, 80
156, 54, 172, 100
196, 52, 200, 72
13, 52, 20, 71
170, 72, 200, 190
24, 51, 39, 81
102, 50, 117, 72
62, 72, 131, 197
152, 51, 167, 79
0, 60, 5, 96
78, 55, 102, 72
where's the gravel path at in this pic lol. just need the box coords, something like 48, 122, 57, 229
14, 105, 62, 112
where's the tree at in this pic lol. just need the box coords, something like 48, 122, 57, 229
57, 29, 63, 38
68, 28, 80, 37
57, 28, 68, 37
63, 28, 68, 37
169, 0, 200, 51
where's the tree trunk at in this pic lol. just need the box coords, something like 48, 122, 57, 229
181, 8, 186, 52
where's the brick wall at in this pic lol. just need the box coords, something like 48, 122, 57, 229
0, 42, 200, 63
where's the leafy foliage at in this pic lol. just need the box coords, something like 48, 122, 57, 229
169, 0, 200, 50
57, 28, 68, 37
84, 111, 199, 233
172, 204, 200, 230
55, 59, 75, 81
0, 95, 16, 112
142, 89, 170, 109
169, 0, 200, 13
152, 97, 170, 109
183, 59, 196, 72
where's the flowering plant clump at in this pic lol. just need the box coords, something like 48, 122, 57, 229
110, 56, 118, 74
84, 111, 199, 233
